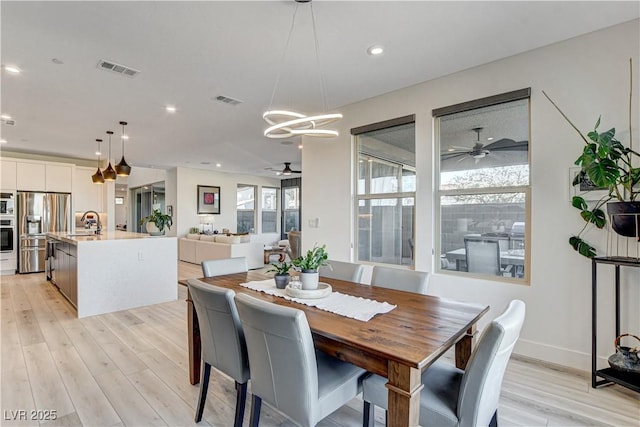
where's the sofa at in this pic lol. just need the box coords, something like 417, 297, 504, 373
179, 234, 265, 269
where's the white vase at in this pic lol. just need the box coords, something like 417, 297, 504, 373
146, 222, 164, 236
300, 270, 319, 290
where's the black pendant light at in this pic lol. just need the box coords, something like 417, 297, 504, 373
103, 130, 117, 181
91, 138, 105, 184
115, 121, 131, 176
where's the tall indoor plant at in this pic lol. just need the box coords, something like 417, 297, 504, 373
543, 58, 639, 258
139, 208, 173, 236
292, 244, 329, 290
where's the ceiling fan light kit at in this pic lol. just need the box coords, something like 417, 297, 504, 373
263, 0, 342, 139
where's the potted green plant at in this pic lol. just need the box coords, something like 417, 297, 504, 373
543, 58, 639, 258
139, 209, 173, 236
292, 244, 329, 290
268, 261, 294, 289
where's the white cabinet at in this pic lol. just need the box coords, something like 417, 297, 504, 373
17, 162, 46, 191
45, 164, 72, 192
1, 160, 17, 190
74, 166, 104, 212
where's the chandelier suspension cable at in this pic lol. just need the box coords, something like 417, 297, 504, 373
310, 2, 328, 113
266, 2, 300, 112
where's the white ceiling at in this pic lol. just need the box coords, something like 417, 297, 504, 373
1, 1, 638, 178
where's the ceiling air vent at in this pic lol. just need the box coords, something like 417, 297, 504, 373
215, 95, 243, 106
1, 118, 15, 126
97, 59, 140, 77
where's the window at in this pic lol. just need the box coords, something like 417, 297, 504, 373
434, 89, 530, 281
237, 184, 256, 233
353, 116, 415, 266
283, 186, 300, 234
261, 187, 278, 233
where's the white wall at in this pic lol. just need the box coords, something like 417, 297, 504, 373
302, 20, 640, 370
174, 166, 282, 242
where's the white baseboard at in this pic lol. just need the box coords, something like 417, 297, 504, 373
515, 338, 608, 372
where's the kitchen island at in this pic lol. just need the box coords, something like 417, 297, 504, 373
46, 231, 177, 318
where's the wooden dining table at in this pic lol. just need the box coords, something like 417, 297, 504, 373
186, 271, 489, 426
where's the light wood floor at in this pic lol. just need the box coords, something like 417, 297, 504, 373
1, 262, 637, 427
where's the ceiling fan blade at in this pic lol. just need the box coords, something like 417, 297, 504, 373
290, 169, 302, 173
484, 139, 528, 151
441, 152, 470, 160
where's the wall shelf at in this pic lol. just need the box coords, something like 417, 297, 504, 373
591, 256, 640, 393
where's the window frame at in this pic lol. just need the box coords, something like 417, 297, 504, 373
353, 115, 416, 267
433, 88, 531, 284
236, 184, 257, 234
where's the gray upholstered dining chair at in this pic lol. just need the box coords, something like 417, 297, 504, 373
201, 256, 248, 277
187, 278, 250, 426
234, 293, 367, 427
464, 238, 513, 277
362, 300, 526, 427
319, 259, 364, 283
287, 231, 302, 260
370, 265, 429, 295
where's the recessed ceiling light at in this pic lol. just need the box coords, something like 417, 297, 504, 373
298, 144, 303, 149
122, 134, 129, 140
166, 105, 176, 113
4, 65, 21, 74
95, 150, 102, 155
487, 137, 494, 141
0, 114, 12, 120
0, 139, 7, 144
367, 45, 384, 56
216, 163, 221, 168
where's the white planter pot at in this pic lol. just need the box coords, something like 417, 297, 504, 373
146, 222, 164, 236
300, 270, 319, 290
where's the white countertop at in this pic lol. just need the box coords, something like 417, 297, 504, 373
46, 230, 165, 244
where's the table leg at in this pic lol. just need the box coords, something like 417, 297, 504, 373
455, 325, 476, 370
278, 252, 285, 262
386, 361, 423, 427
263, 251, 269, 264
187, 289, 201, 385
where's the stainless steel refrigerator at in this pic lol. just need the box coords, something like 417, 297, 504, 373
17, 192, 71, 273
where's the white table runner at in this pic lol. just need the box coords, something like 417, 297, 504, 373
239, 279, 396, 322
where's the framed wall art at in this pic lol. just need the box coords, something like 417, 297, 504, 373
197, 185, 220, 214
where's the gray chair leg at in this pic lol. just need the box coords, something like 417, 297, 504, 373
234, 381, 248, 427
249, 394, 262, 427
195, 362, 211, 422
490, 410, 498, 427
362, 401, 375, 427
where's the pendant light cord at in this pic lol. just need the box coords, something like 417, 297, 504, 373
267, 2, 300, 111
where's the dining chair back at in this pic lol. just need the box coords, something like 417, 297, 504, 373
362, 299, 526, 427
201, 257, 248, 277
371, 265, 429, 295
288, 231, 301, 260
235, 293, 365, 427
465, 238, 501, 276
187, 279, 250, 425
319, 260, 364, 283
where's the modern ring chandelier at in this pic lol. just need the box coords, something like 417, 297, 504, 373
263, 0, 342, 139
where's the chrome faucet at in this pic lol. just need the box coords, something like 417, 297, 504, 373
80, 211, 102, 234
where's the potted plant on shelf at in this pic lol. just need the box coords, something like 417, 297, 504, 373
292, 244, 329, 290
268, 261, 294, 289
139, 209, 173, 236
543, 58, 639, 258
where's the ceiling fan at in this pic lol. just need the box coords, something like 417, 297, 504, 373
265, 162, 302, 176
441, 127, 528, 163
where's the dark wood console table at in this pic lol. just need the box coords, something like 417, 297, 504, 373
591, 256, 640, 393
